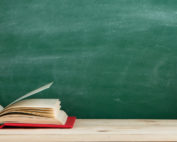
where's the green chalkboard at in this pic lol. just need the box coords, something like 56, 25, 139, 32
0, 0, 177, 118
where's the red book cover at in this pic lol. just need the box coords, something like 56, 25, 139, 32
0, 116, 76, 129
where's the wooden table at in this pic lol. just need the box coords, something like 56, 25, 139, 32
0, 119, 177, 142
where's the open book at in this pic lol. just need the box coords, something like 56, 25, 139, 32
0, 82, 68, 125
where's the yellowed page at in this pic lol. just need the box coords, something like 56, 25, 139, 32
0, 105, 3, 112
0, 113, 65, 125
7, 82, 53, 107
6, 99, 60, 109
0, 82, 54, 111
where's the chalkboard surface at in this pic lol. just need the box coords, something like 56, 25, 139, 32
0, 0, 177, 118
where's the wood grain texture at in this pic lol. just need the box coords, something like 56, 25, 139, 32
1, 119, 177, 142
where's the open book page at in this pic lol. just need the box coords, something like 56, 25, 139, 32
0, 82, 53, 111
8, 82, 53, 106
0, 113, 66, 125
6, 99, 60, 109
0, 105, 3, 112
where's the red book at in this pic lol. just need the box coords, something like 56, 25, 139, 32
0, 116, 76, 129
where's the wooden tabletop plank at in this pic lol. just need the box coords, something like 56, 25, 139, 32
1, 119, 177, 142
